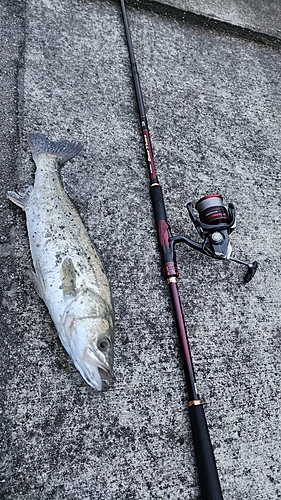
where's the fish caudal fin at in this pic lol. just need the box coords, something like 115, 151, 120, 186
28, 133, 83, 165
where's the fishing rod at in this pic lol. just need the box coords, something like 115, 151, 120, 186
119, 1, 257, 498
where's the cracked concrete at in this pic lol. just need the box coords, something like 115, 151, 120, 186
148, 0, 281, 39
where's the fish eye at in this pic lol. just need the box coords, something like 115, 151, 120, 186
98, 337, 111, 351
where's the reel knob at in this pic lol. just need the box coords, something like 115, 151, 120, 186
244, 261, 258, 283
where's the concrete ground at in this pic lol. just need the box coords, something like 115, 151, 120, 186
1, 0, 280, 499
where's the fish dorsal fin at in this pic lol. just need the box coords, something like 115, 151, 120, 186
28, 133, 83, 166
60, 257, 77, 295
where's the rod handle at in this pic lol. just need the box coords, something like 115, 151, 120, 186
150, 184, 167, 222
189, 403, 223, 499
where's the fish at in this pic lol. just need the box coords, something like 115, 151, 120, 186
7, 133, 114, 390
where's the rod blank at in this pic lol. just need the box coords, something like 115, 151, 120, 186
119, 1, 223, 497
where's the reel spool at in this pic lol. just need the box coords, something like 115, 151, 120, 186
195, 194, 230, 225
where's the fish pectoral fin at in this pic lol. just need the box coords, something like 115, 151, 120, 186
7, 186, 33, 210
60, 257, 77, 296
28, 268, 46, 301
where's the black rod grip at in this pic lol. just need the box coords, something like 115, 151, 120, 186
150, 184, 167, 222
189, 404, 223, 499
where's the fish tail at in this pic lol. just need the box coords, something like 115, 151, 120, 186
28, 133, 83, 165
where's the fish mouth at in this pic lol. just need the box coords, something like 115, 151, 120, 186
79, 347, 113, 391
96, 358, 113, 382
98, 366, 112, 382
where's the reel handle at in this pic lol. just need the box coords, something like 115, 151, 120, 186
230, 258, 258, 283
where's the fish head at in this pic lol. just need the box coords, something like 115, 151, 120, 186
60, 289, 114, 391
76, 316, 114, 391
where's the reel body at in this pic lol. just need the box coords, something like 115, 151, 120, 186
171, 194, 258, 283
190, 194, 236, 260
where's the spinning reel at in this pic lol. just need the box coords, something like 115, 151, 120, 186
171, 194, 258, 283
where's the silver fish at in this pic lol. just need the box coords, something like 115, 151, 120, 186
7, 133, 114, 390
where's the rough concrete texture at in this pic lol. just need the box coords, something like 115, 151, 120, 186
1, 0, 281, 499
154, 0, 281, 39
